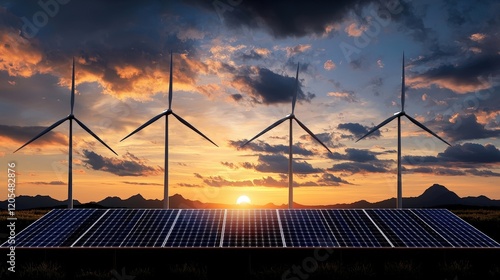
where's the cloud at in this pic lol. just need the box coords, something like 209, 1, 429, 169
408, 54, 500, 94
81, 150, 162, 176
328, 162, 390, 174
337, 122, 381, 140
1, 125, 68, 148
328, 148, 378, 162
441, 114, 500, 141
344, 22, 368, 37
327, 91, 357, 103
253, 176, 286, 188
188, 0, 375, 38
317, 173, 351, 186
403, 143, 500, 165
29, 181, 66, 186
122, 181, 162, 186
232, 66, 314, 105
285, 44, 312, 57
201, 175, 253, 187
242, 154, 323, 174
230, 140, 314, 156
221, 161, 239, 169
323, 60, 336, 71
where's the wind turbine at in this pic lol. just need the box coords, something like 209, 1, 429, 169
356, 53, 451, 209
121, 51, 218, 209
241, 64, 333, 209
14, 58, 118, 209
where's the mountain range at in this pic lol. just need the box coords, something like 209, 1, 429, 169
2, 184, 500, 210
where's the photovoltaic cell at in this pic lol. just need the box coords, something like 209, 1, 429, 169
366, 209, 450, 248
163, 209, 224, 247
11, 209, 105, 248
411, 209, 500, 248
321, 209, 391, 247
119, 209, 179, 247
72, 209, 145, 247
279, 209, 337, 247
222, 209, 283, 247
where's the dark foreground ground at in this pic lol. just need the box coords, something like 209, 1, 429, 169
0, 208, 499, 280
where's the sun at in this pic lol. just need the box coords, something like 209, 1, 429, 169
236, 195, 251, 205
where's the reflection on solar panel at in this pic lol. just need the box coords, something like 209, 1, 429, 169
3, 209, 499, 249
222, 209, 283, 247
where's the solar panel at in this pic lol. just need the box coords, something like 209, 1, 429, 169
13, 209, 105, 248
119, 209, 179, 247
222, 209, 284, 247
72, 209, 145, 247
366, 209, 450, 248
163, 209, 224, 247
322, 209, 391, 247
279, 209, 337, 247
2, 208, 498, 249
411, 209, 500, 248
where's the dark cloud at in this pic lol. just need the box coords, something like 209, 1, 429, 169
230, 139, 314, 156
230, 93, 243, 102
221, 161, 239, 169
328, 148, 378, 162
233, 66, 314, 105
177, 183, 203, 188
442, 114, 500, 142
1, 124, 67, 148
328, 162, 390, 174
82, 150, 162, 176
200, 175, 252, 187
403, 143, 500, 165
252, 176, 286, 188
242, 154, 323, 174
187, 0, 373, 38
337, 122, 381, 140
317, 173, 351, 186
239, 50, 266, 61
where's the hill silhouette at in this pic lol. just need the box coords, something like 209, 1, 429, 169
2, 184, 499, 210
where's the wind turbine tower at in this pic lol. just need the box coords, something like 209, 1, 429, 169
121, 51, 218, 209
241, 64, 333, 209
14, 58, 118, 209
356, 53, 451, 209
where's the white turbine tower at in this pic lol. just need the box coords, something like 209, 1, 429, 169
121, 51, 218, 209
356, 53, 451, 209
14, 58, 118, 209
241, 64, 333, 209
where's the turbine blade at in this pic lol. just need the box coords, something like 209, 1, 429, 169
14, 117, 69, 153
74, 118, 118, 155
356, 114, 399, 142
120, 111, 167, 142
171, 112, 218, 147
294, 118, 333, 154
71, 58, 75, 115
291, 63, 299, 114
404, 114, 451, 146
241, 116, 289, 147
168, 51, 173, 110
401, 52, 405, 111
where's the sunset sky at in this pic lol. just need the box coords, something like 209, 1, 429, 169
1, 0, 499, 206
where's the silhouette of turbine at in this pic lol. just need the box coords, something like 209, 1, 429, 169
356, 53, 451, 209
241, 64, 333, 209
121, 52, 218, 209
14, 58, 118, 209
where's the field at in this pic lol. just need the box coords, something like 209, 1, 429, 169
0, 208, 499, 280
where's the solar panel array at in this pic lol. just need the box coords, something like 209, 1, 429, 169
3, 209, 499, 249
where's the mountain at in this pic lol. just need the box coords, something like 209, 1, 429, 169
1, 184, 500, 210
